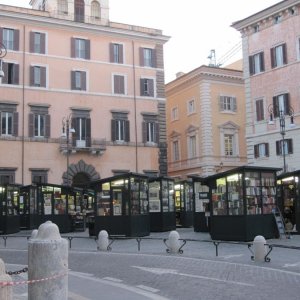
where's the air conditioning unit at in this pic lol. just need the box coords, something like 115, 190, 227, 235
76, 140, 86, 148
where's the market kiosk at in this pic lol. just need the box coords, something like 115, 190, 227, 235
174, 181, 193, 227
205, 166, 280, 241
148, 177, 176, 232
191, 177, 210, 232
19, 185, 37, 230
91, 173, 150, 237
0, 184, 20, 234
277, 170, 300, 234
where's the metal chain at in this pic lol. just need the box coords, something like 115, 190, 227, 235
6, 267, 28, 276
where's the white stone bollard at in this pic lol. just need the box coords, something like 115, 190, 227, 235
253, 235, 267, 262
97, 230, 109, 251
30, 229, 38, 239
28, 221, 68, 300
166, 230, 181, 253
0, 258, 12, 300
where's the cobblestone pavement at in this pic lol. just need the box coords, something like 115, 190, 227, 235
1, 228, 300, 299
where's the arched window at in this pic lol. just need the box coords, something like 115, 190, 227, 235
75, 0, 85, 22
58, 0, 68, 14
91, 1, 100, 19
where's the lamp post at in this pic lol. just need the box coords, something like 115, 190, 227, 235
268, 104, 295, 173
62, 115, 75, 186
0, 42, 7, 78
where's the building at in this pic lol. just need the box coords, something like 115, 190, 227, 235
232, 0, 300, 173
165, 65, 247, 179
0, 0, 169, 186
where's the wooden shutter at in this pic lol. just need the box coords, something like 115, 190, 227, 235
29, 113, 34, 137
81, 71, 86, 90
265, 143, 269, 157
139, 47, 144, 66
40, 33, 46, 54
273, 96, 279, 117
254, 145, 259, 158
13, 29, 19, 51
282, 43, 287, 64
85, 40, 90, 60
270, 47, 275, 68
287, 139, 293, 154
0, 28, 2, 46
86, 118, 91, 147
284, 93, 289, 115
45, 114, 50, 138
71, 71, 75, 89
249, 56, 254, 75
140, 78, 145, 96
29, 32, 35, 53
142, 121, 147, 143
30, 66, 35, 86
149, 79, 154, 97
219, 96, 224, 111
276, 141, 281, 155
13, 64, 19, 85
260, 52, 265, 72
111, 119, 116, 141
124, 120, 130, 142
71, 38, 75, 58
232, 97, 237, 112
119, 44, 123, 64
2, 62, 8, 84
155, 122, 159, 144
41, 67, 46, 87
109, 43, 114, 62
151, 48, 157, 68
71, 118, 77, 146
114, 75, 124, 94
13, 112, 18, 137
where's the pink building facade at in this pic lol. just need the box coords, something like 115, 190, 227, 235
233, 0, 300, 173
0, 0, 169, 186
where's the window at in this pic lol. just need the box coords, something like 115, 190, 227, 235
29, 106, 50, 138
74, 0, 85, 22
271, 44, 287, 68
254, 143, 269, 158
58, 0, 68, 14
249, 52, 265, 75
140, 78, 154, 97
30, 66, 46, 87
113, 75, 125, 94
276, 139, 293, 155
91, 1, 100, 19
171, 107, 178, 121
173, 140, 180, 161
72, 116, 91, 147
30, 32, 46, 54
187, 99, 195, 114
110, 43, 123, 64
219, 96, 237, 112
1, 28, 19, 51
0, 169, 16, 184
188, 135, 197, 158
71, 38, 90, 59
2, 62, 19, 85
224, 134, 234, 156
253, 24, 260, 33
256, 99, 264, 121
111, 112, 130, 142
272, 93, 290, 117
274, 15, 282, 24
140, 47, 156, 68
142, 115, 159, 144
0, 103, 18, 137
71, 70, 86, 90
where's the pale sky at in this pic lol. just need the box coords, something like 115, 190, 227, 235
0, 0, 280, 83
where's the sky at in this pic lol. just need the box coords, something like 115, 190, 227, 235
0, 0, 280, 83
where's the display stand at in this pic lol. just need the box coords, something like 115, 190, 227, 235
91, 173, 150, 237
148, 177, 176, 232
0, 185, 21, 234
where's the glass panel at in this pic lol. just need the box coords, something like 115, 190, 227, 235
175, 184, 181, 212
212, 178, 227, 215
227, 174, 243, 215
261, 172, 276, 214
43, 193, 52, 215
53, 187, 66, 215
245, 172, 261, 215
140, 179, 148, 214
68, 194, 75, 214
162, 180, 169, 212
96, 182, 110, 216
130, 178, 140, 215
194, 181, 209, 213
184, 183, 193, 212
112, 189, 122, 216
149, 181, 160, 212
169, 181, 175, 212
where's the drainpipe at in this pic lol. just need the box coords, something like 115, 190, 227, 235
132, 41, 138, 172
21, 25, 25, 185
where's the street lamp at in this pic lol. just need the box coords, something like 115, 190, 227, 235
268, 104, 295, 173
0, 42, 7, 78
62, 115, 75, 186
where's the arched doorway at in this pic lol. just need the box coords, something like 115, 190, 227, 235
75, 0, 85, 22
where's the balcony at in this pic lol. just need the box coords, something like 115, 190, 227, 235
60, 138, 106, 156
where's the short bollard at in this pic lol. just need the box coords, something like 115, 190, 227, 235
253, 235, 267, 262
165, 231, 181, 253
97, 230, 109, 251
0, 258, 12, 300
28, 221, 68, 300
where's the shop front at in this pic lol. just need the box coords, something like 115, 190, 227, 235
148, 177, 176, 232
205, 166, 280, 241
91, 173, 150, 237
0, 185, 20, 234
277, 170, 300, 234
174, 181, 193, 227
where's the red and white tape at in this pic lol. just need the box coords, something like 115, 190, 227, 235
0, 271, 67, 286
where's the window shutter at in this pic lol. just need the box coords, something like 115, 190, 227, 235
139, 47, 144, 66
0, 28, 3, 45
124, 120, 130, 142
71, 38, 75, 58
270, 48, 275, 68
29, 113, 34, 137
71, 118, 77, 146
140, 78, 145, 96
276, 141, 281, 155
41, 67, 46, 87
288, 139, 293, 154
155, 122, 159, 144
29, 32, 35, 53
13, 29, 19, 51
111, 119, 116, 141
284, 93, 290, 115
2, 62, 8, 84
149, 79, 154, 97
254, 145, 259, 158
13, 64, 19, 85
86, 118, 91, 147
142, 121, 147, 143
30, 66, 35, 86
45, 114, 50, 138
282, 43, 287, 64
273, 96, 279, 117
109, 43, 114, 62
260, 52, 265, 72
265, 143, 269, 157
232, 97, 237, 112
85, 40, 90, 60
249, 56, 254, 75
219, 96, 224, 111
40, 33, 46, 54
13, 112, 18, 137
119, 44, 123, 64
152, 48, 156, 68
81, 71, 86, 90
71, 71, 75, 89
